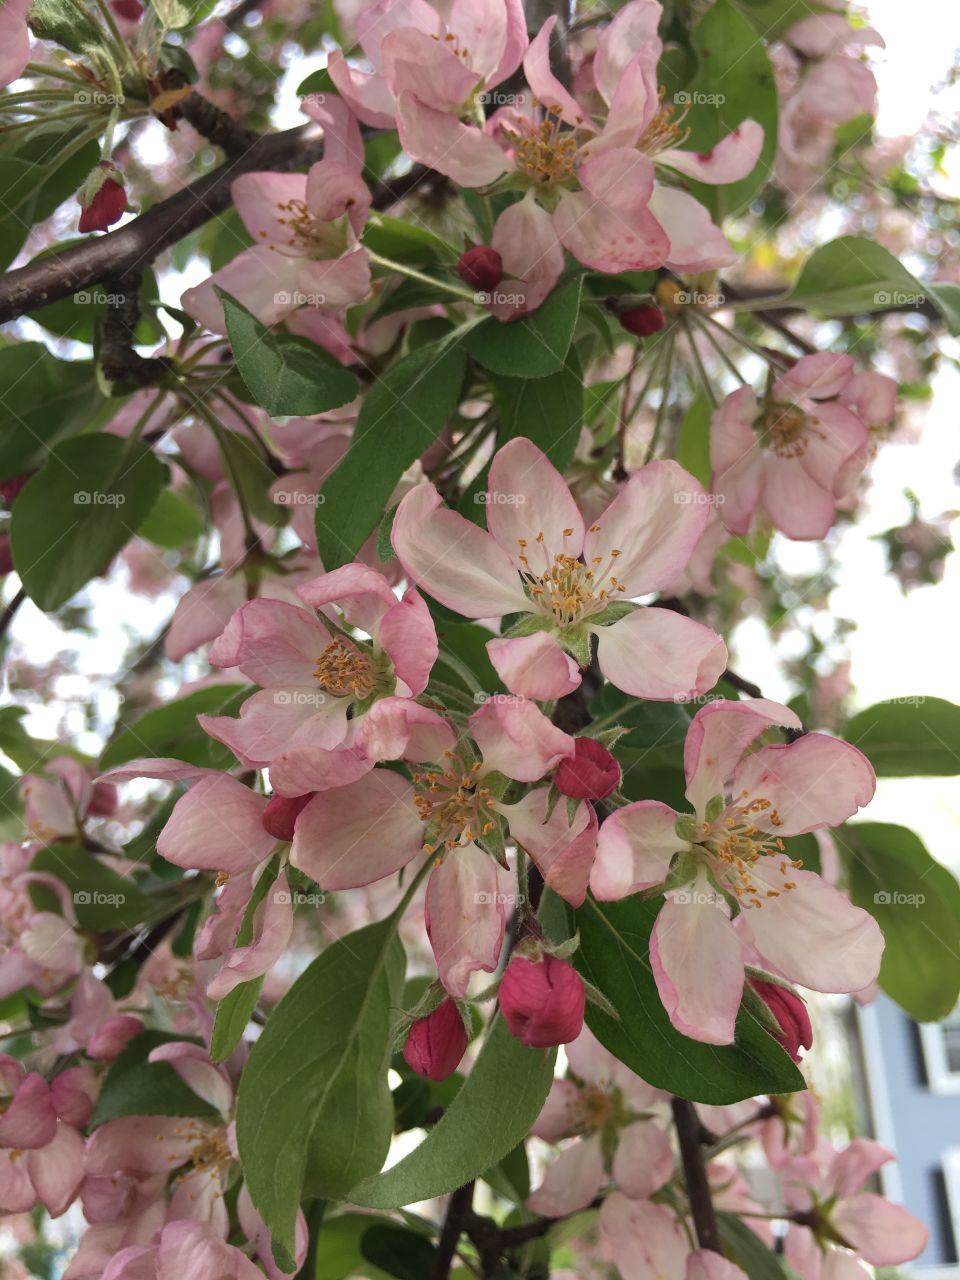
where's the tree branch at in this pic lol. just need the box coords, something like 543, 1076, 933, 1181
432, 1180, 475, 1280
672, 1096, 722, 1253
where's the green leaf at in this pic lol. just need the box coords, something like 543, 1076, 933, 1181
218, 291, 359, 416
464, 277, 582, 378
0, 346, 104, 478
0, 125, 100, 269
490, 349, 584, 471
10, 435, 167, 611
100, 684, 249, 771
363, 214, 455, 266
91, 1031, 220, 1126
732, 0, 821, 39
717, 1210, 792, 1280
676, 393, 712, 487
314, 1214, 398, 1280
845, 697, 960, 776
236, 920, 406, 1267
27, 0, 102, 51
138, 488, 203, 549
681, 0, 778, 217
360, 1226, 437, 1280
926, 282, 960, 335
350, 1016, 556, 1209
591, 686, 691, 764
29, 844, 167, 930
775, 237, 930, 318
838, 823, 960, 1022
316, 331, 467, 569
573, 895, 804, 1102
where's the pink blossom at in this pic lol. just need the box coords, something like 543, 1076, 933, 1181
711, 354, 896, 539
0, 0, 32, 88
602, 1195, 751, 1280
100, 1220, 267, 1280
592, 698, 881, 1044
528, 1026, 673, 1216
0, 1056, 84, 1217
392, 438, 726, 702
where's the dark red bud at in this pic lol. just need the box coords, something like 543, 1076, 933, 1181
619, 304, 666, 338
0, 537, 12, 577
458, 245, 504, 294
751, 979, 813, 1063
402, 998, 468, 1081
0, 475, 28, 506
88, 782, 119, 817
500, 954, 585, 1049
78, 163, 127, 234
555, 736, 621, 801
261, 793, 315, 842
111, 0, 144, 18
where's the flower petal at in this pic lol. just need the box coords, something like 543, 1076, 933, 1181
593, 801, 682, 900
157, 775, 274, 873
527, 1133, 605, 1216
499, 786, 597, 907
487, 438, 585, 560
595, 609, 727, 702
425, 845, 505, 996
487, 633, 581, 701
683, 698, 801, 819
470, 695, 573, 781
732, 733, 876, 836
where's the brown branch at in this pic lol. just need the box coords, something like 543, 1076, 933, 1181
672, 1096, 722, 1253
176, 89, 259, 157
432, 1180, 475, 1280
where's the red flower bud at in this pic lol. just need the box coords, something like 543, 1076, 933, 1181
88, 782, 119, 818
78, 162, 127, 234
0, 537, 13, 577
751, 979, 812, 1062
555, 736, 621, 801
500, 954, 585, 1048
111, 0, 143, 18
0, 475, 28, 506
619, 304, 666, 337
261, 793, 315, 842
402, 998, 468, 1081
458, 245, 504, 294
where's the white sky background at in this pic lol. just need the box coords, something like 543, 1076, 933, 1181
4, 2, 960, 866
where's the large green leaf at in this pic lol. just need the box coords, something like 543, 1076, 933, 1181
845, 697, 960, 777
350, 1016, 556, 1209
236, 920, 406, 1268
29, 844, 169, 931
573, 895, 804, 1102
490, 349, 584, 470
316, 330, 467, 569
100, 684, 249, 771
681, 0, 779, 218
218, 291, 359, 416
464, 277, 582, 378
0, 124, 100, 269
768, 237, 955, 328
10, 435, 167, 611
717, 1211, 793, 1280
839, 823, 960, 1022
0, 345, 104, 478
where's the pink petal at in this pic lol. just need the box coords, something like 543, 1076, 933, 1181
165, 574, 247, 662
833, 1195, 928, 1266
732, 733, 876, 836
267, 744, 373, 796
392, 482, 529, 618
838, 372, 897, 427
382, 28, 482, 109
741, 867, 884, 995
683, 698, 801, 819
290, 769, 422, 889
554, 150, 669, 273
760, 454, 837, 539
499, 786, 597, 907
86, 1116, 200, 1176
531, 1078, 582, 1140
600, 1195, 688, 1280
396, 92, 509, 187
296, 562, 396, 634
300, 93, 365, 170
523, 16, 590, 128
487, 633, 581, 701
469, 695, 573, 782
527, 1133, 605, 1216
687, 1250, 751, 1280
198, 687, 350, 769
648, 184, 737, 272
297, 246, 372, 310
326, 50, 397, 128
0, 1073, 57, 1149
181, 247, 301, 333
231, 172, 309, 251
774, 352, 854, 401
593, 801, 682, 900
0, 0, 30, 88
595, 609, 727, 701
425, 846, 505, 996
147, 1044, 233, 1117
157, 774, 274, 873
612, 1120, 675, 1198
488, 195, 565, 319
353, 698, 455, 765
480, 0, 527, 87
594, 1, 663, 108
27, 1123, 84, 1217
799, 404, 868, 493
487, 438, 585, 562
206, 872, 294, 1000
379, 587, 438, 696
585, 460, 710, 596
650, 882, 744, 1045
659, 121, 764, 185
829, 1137, 892, 1197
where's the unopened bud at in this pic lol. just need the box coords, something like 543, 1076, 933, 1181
750, 978, 812, 1063
402, 997, 468, 1081
0, 537, 12, 577
78, 162, 127, 234
261, 793, 315, 843
619, 304, 666, 337
500, 954, 585, 1048
458, 245, 504, 294
111, 0, 143, 18
555, 736, 621, 801
88, 782, 119, 818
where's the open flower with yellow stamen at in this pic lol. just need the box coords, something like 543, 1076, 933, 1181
592, 698, 881, 1045
392, 437, 727, 703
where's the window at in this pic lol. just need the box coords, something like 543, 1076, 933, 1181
921, 1007, 960, 1095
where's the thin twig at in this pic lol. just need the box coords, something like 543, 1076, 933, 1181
672, 1096, 721, 1253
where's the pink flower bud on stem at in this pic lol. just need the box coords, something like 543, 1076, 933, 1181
500, 954, 585, 1048
402, 997, 468, 1081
